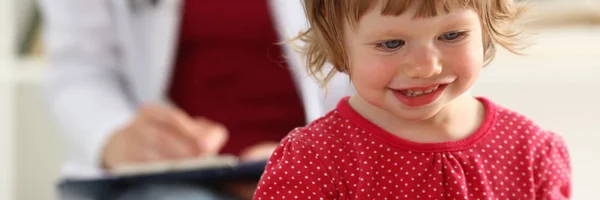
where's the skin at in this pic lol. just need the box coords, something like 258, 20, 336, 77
345, 0, 486, 143
102, 103, 277, 200
102, 103, 278, 169
101, 104, 229, 169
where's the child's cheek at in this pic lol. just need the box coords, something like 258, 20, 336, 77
445, 44, 484, 79
351, 55, 397, 89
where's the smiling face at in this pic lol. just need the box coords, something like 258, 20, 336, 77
344, 0, 485, 121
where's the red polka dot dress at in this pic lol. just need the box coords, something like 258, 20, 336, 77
254, 97, 571, 200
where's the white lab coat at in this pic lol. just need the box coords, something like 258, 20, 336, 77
39, 0, 353, 179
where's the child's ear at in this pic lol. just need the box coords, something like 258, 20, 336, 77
321, 7, 327, 18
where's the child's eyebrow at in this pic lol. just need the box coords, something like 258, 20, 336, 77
360, 10, 478, 39
363, 26, 411, 40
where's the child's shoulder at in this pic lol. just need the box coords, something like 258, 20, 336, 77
486, 98, 567, 151
491, 100, 550, 133
283, 109, 348, 148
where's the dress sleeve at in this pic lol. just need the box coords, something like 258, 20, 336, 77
253, 133, 338, 200
535, 132, 572, 200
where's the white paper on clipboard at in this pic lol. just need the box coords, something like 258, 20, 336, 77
108, 155, 240, 177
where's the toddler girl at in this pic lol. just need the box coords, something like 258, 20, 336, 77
254, 0, 571, 199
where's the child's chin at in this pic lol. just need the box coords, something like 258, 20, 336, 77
392, 107, 443, 122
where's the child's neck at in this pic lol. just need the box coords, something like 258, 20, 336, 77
349, 94, 485, 143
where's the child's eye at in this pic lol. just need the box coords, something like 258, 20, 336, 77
438, 31, 468, 42
375, 40, 406, 51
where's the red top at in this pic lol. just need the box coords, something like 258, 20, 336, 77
254, 97, 571, 200
168, 1, 306, 155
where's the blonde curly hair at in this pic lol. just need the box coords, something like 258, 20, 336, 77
292, 0, 528, 86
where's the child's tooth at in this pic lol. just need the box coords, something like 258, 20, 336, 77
403, 85, 441, 97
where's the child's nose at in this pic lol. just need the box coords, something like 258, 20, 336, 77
403, 46, 442, 79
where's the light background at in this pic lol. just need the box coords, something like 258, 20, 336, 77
1, 0, 599, 199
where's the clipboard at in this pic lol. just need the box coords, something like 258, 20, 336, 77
58, 156, 268, 192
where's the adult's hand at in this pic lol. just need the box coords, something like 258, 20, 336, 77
238, 142, 279, 162
101, 104, 229, 169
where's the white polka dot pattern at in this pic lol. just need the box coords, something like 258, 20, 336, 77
253, 98, 571, 200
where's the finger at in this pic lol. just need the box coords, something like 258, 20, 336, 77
142, 112, 201, 158
194, 118, 229, 155
116, 137, 163, 166
102, 136, 147, 169
153, 129, 199, 159
239, 142, 278, 162
131, 125, 171, 163
137, 148, 166, 163
140, 104, 201, 142
134, 122, 199, 160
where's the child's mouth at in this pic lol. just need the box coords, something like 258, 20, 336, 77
392, 84, 448, 107
399, 85, 440, 97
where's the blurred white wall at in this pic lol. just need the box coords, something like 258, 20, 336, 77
14, 59, 63, 200
0, 0, 15, 198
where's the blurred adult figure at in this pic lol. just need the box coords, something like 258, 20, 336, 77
38, 0, 352, 199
